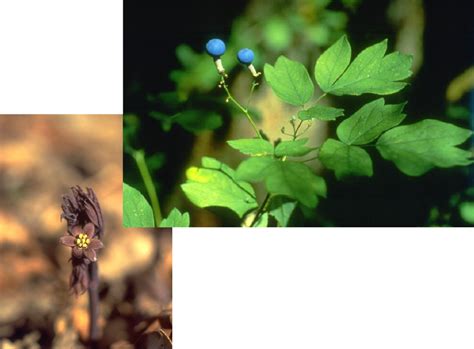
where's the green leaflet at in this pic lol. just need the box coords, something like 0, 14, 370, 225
269, 197, 297, 227
264, 56, 314, 106
227, 138, 274, 156
159, 208, 190, 227
298, 104, 344, 121
337, 98, 406, 145
235, 157, 276, 182
319, 139, 373, 179
123, 183, 155, 228
316, 37, 412, 96
265, 161, 326, 208
376, 119, 473, 176
314, 35, 351, 92
274, 138, 313, 157
236, 157, 326, 208
181, 157, 258, 218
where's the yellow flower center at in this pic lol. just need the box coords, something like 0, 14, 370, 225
75, 233, 91, 249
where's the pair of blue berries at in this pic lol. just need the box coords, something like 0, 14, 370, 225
206, 38, 254, 64
205, 38, 260, 77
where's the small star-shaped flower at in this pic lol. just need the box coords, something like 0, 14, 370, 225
60, 223, 104, 262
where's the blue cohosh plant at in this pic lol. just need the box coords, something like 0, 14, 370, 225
60, 186, 104, 344
123, 2, 358, 228
175, 35, 473, 227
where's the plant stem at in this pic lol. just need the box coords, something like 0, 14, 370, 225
246, 81, 259, 109
88, 262, 100, 348
293, 120, 304, 140
133, 150, 162, 226
314, 92, 327, 105
301, 155, 320, 163
221, 77, 262, 139
250, 193, 272, 227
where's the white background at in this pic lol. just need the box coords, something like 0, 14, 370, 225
0, 1, 122, 114
174, 228, 474, 349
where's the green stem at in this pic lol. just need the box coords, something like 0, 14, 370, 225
300, 155, 320, 163
221, 78, 262, 139
314, 92, 327, 105
250, 193, 272, 227
293, 120, 304, 140
133, 150, 162, 226
246, 81, 259, 109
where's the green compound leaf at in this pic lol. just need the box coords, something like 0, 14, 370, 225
315, 35, 351, 92
337, 98, 406, 145
321, 38, 412, 96
181, 157, 258, 218
376, 119, 473, 176
274, 138, 313, 157
264, 56, 314, 106
269, 197, 297, 227
227, 138, 274, 156
319, 139, 373, 179
159, 208, 190, 228
123, 182, 155, 228
298, 104, 345, 121
236, 158, 326, 208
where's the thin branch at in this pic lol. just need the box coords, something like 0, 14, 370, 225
250, 193, 272, 227
246, 81, 259, 109
133, 150, 162, 226
314, 92, 327, 105
220, 77, 262, 139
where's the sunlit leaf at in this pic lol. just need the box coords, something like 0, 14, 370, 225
298, 104, 344, 121
181, 157, 258, 218
123, 183, 155, 228
275, 138, 313, 157
337, 98, 406, 145
376, 119, 473, 176
315, 35, 351, 92
269, 197, 297, 227
264, 56, 314, 106
227, 139, 274, 156
159, 208, 190, 227
320, 38, 412, 95
235, 157, 276, 182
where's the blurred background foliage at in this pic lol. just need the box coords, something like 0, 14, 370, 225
125, 0, 473, 226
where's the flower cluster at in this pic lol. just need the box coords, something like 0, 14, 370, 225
60, 186, 104, 295
205, 38, 261, 78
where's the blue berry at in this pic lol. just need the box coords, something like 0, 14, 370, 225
237, 48, 254, 65
206, 38, 226, 57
